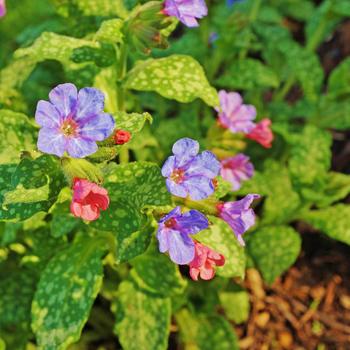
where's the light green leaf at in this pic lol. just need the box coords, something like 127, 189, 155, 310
300, 204, 350, 245
14, 32, 99, 67
31, 237, 106, 349
328, 57, 350, 99
113, 280, 171, 350
216, 58, 279, 90
114, 111, 152, 134
0, 110, 36, 165
95, 19, 124, 44
247, 226, 301, 284
130, 253, 187, 297
175, 309, 239, 350
195, 216, 246, 279
219, 288, 250, 324
125, 55, 219, 107
288, 125, 331, 188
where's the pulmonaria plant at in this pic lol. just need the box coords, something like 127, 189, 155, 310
161, 138, 220, 200
36, 83, 115, 158
70, 178, 110, 221
189, 241, 225, 281
163, 0, 208, 27
220, 154, 254, 191
157, 207, 209, 264
217, 194, 260, 246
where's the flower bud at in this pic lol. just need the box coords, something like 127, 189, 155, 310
114, 129, 131, 145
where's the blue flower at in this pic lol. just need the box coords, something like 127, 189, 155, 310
157, 206, 209, 264
162, 138, 221, 200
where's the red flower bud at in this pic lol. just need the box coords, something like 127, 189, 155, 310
114, 130, 131, 145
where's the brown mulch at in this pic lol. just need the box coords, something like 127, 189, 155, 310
236, 233, 350, 350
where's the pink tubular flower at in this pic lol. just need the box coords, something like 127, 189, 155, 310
0, 0, 6, 17
220, 154, 254, 191
216, 90, 256, 134
70, 178, 110, 221
246, 118, 274, 148
189, 241, 225, 281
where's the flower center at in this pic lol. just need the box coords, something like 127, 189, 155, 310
60, 118, 78, 137
164, 217, 177, 229
170, 169, 185, 184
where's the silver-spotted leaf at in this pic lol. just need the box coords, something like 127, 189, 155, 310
125, 55, 219, 106
113, 280, 171, 350
31, 237, 106, 349
247, 225, 301, 284
195, 216, 246, 279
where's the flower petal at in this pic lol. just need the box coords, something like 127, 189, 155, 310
79, 113, 115, 141
184, 175, 215, 200
185, 151, 221, 178
66, 137, 98, 158
161, 156, 176, 177
168, 231, 195, 264
49, 83, 78, 118
165, 178, 188, 198
35, 100, 62, 128
37, 127, 66, 157
175, 209, 209, 235
172, 137, 199, 168
76, 87, 105, 122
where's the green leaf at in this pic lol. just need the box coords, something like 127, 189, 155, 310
113, 280, 171, 350
31, 237, 106, 349
247, 226, 301, 284
92, 162, 171, 262
175, 309, 239, 350
195, 216, 246, 279
50, 201, 79, 238
300, 204, 350, 245
239, 161, 301, 225
288, 125, 331, 188
219, 286, 250, 324
328, 57, 350, 99
14, 32, 99, 67
115, 111, 152, 134
0, 156, 65, 221
0, 110, 36, 165
216, 58, 279, 90
125, 55, 219, 107
130, 253, 187, 297
95, 19, 124, 44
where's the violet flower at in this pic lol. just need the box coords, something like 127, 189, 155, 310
163, 0, 208, 27
157, 207, 209, 264
35, 83, 115, 158
220, 154, 254, 191
161, 138, 221, 200
216, 90, 256, 134
217, 194, 260, 246
0, 0, 6, 17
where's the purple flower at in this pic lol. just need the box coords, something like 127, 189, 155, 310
0, 0, 6, 17
220, 154, 254, 191
157, 206, 209, 264
35, 83, 115, 158
163, 0, 208, 28
217, 194, 260, 246
161, 138, 221, 200
216, 90, 256, 134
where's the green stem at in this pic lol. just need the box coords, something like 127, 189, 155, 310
116, 43, 128, 112
273, 75, 295, 102
119, 146, 129, 163
174, 196, 218, 216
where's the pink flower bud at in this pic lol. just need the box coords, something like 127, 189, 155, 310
246, 118, 274, 148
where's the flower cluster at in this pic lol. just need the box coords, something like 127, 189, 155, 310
158, 137, 259, 281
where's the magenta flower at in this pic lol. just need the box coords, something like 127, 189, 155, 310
163, 0, 208, 27
161, 138, 221, 200
216, 90, 256, 134
189, 241, 225, 281
0, 0, 6, 17
157, 207, 209, 264
35, 83, 115, 158
217, 194, 260, 246
220, 154, 254, 191
246, 118, 274, 148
